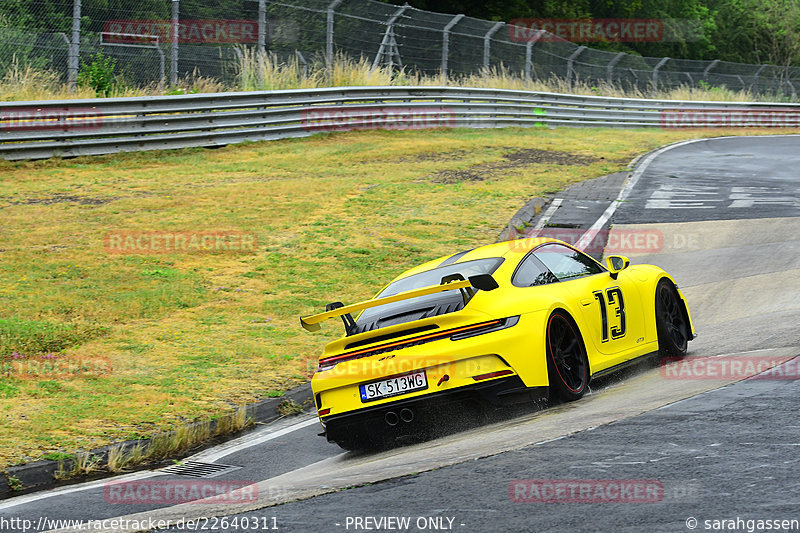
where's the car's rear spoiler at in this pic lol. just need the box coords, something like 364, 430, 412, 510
300, 274, 498, 332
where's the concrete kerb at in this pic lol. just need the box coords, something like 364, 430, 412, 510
0, 383, 313, 500
497, 196, 552, 241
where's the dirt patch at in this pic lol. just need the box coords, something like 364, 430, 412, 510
502, 148, 600, 166
429, 169, 488, 184
13, 193, 115, 206
428, 147, 603, 183
393, 150, 471, 163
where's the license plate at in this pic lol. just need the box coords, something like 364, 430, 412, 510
359, 371, 428, 403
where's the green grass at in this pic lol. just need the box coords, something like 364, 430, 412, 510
0, 125, 791, 467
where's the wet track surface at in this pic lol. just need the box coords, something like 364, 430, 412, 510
616, 135, 800, 223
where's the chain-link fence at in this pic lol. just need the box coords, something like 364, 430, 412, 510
2, 0, 799, 98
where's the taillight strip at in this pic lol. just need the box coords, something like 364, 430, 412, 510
319, 320, 502, 366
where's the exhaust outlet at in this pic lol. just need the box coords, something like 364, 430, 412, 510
384, 411, 399, 426
400, 408, 414, 423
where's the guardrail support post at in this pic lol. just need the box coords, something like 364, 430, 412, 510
652, 56, 670, 95
606, 52, 625, 86
68, 0, 81, 91
171, 0, 179, 87
327, 0, 344, 75
483, 21, 503, 74
441, 14, 464, 82
566, 45, 585, 89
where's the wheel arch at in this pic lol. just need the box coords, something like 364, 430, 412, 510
545, 305, 594, 378
653, 274, 696, 341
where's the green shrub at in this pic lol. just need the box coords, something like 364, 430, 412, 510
77, 53, 117, 97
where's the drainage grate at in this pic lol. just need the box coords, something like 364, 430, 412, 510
160, 461, 241, 478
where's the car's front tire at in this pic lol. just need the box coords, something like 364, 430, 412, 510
546, 311, 590, 402
655, 279, 689, 357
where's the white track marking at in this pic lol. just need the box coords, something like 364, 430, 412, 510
533, 198, 563, 229
190, 415, 320, 464
576, 133, 800, 251
0, 470, 167, 511
575, 138, 710, 251
0, 415, 319, 510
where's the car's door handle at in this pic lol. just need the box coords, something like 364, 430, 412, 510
580, 298, 593, 306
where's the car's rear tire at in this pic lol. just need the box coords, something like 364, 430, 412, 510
546, 311, 589, 402
655, 279, 689, 357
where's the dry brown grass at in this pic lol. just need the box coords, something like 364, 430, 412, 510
0, 53, 789, 102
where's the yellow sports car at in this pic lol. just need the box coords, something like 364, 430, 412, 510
301, 238, 695, 450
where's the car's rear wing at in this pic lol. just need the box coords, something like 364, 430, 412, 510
300, 274, 498, 332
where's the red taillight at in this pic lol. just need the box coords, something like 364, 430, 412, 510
472, 369, 514, 381
318, 408, 331, 416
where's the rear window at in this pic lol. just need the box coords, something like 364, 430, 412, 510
354, 257, 504, 329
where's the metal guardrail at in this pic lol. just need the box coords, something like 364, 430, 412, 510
2, 86, 799, 161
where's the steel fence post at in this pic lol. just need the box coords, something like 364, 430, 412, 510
257, 0, 267, 86
751, 64, 767, 92
68, 0, 81, 91
566, 46, 585, 89
327, 0, 344, 76
258, 0, 266, 55
652, 57, 670, 95
703, 59, 719, 83
483, 21, 503, 74
606, 52, 625, 86
441, 14, 464, 82
372, 4, 408, 71
171, 0, 179, 87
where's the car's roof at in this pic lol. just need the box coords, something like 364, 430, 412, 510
394, 237, 561, 281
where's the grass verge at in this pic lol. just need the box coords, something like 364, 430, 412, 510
0, 125, 793, 468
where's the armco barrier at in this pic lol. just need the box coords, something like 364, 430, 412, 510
1, 86, 799, 160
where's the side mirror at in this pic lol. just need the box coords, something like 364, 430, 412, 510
605, 255, 630, 280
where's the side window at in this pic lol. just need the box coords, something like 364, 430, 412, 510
512, 254, 559, 287
533, 243, 604, 281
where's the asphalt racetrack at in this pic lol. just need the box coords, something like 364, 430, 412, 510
1, 135, 799, 533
